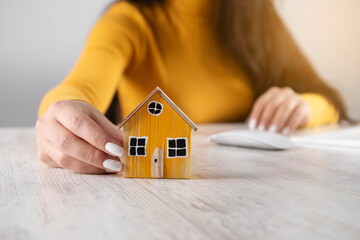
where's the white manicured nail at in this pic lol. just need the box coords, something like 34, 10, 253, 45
103, 159, 122, 172
268, 125, 277, 133
105, 142, 123, 157
248, 118, 257, 130
257, 125, 265, 131
281, 127, 290, 135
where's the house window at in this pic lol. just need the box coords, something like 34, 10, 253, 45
148, 101, 163, 116
128, 136, 148, 157
167, 138, 188, 158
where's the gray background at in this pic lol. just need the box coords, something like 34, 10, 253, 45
0, 0, 359, 127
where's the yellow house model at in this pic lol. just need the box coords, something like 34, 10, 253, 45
117, 87, 198, 179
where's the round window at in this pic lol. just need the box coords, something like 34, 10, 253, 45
148, 101, 163, 116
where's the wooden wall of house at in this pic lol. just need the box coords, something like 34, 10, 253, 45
122, 93, 191, 179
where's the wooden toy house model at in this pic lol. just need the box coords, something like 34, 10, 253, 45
117, 87, 198, 179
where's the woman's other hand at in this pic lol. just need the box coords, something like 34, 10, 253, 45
248, 87, 311, 135
36, 100, 124, 174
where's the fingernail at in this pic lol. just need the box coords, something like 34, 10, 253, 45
103, 159, 122, 172
268, 125, 277, 133
105, 142, 123, 157
248, 118, 257, 130
281, 127, 290, 135
257, 125, 265, 131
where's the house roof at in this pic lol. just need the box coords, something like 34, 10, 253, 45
117, 87, 198, 131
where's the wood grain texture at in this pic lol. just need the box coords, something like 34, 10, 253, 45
1, 125, 360, 240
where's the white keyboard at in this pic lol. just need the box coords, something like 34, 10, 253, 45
291, 125, 360, 149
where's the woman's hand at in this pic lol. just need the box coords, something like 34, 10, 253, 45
36, 100, 124, 174
248, 87, 311, 135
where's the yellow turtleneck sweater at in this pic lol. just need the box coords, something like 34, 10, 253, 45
38, 1, 338, 126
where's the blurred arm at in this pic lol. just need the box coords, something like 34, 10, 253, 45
300, 93, 339, 127
38, 3, 145, 117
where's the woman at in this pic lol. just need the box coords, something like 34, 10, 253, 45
36, 0, 348, 174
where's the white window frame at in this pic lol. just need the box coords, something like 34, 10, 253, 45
128, 136, 148, 157
147, 101, 163, 116
167, 137, 188, 158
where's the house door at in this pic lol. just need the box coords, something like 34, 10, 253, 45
151, 147, 164, 178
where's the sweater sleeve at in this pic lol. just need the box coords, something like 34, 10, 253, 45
38, 3, 145, 117
300, 93, 339, 127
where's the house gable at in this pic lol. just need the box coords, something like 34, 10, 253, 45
117, 87, 198, 131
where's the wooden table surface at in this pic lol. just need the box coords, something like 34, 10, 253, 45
1, 125, 360, 240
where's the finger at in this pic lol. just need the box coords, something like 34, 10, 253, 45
249, 87, 279, 130
257, 91, 290, 131
42, 138, 109, 174
40, 120, 123, 172
88, 106, 123, 142
56, 105, 123, 158
268, 97, 300, 133
37, 136, 60, 168
281, 105, 308, 136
